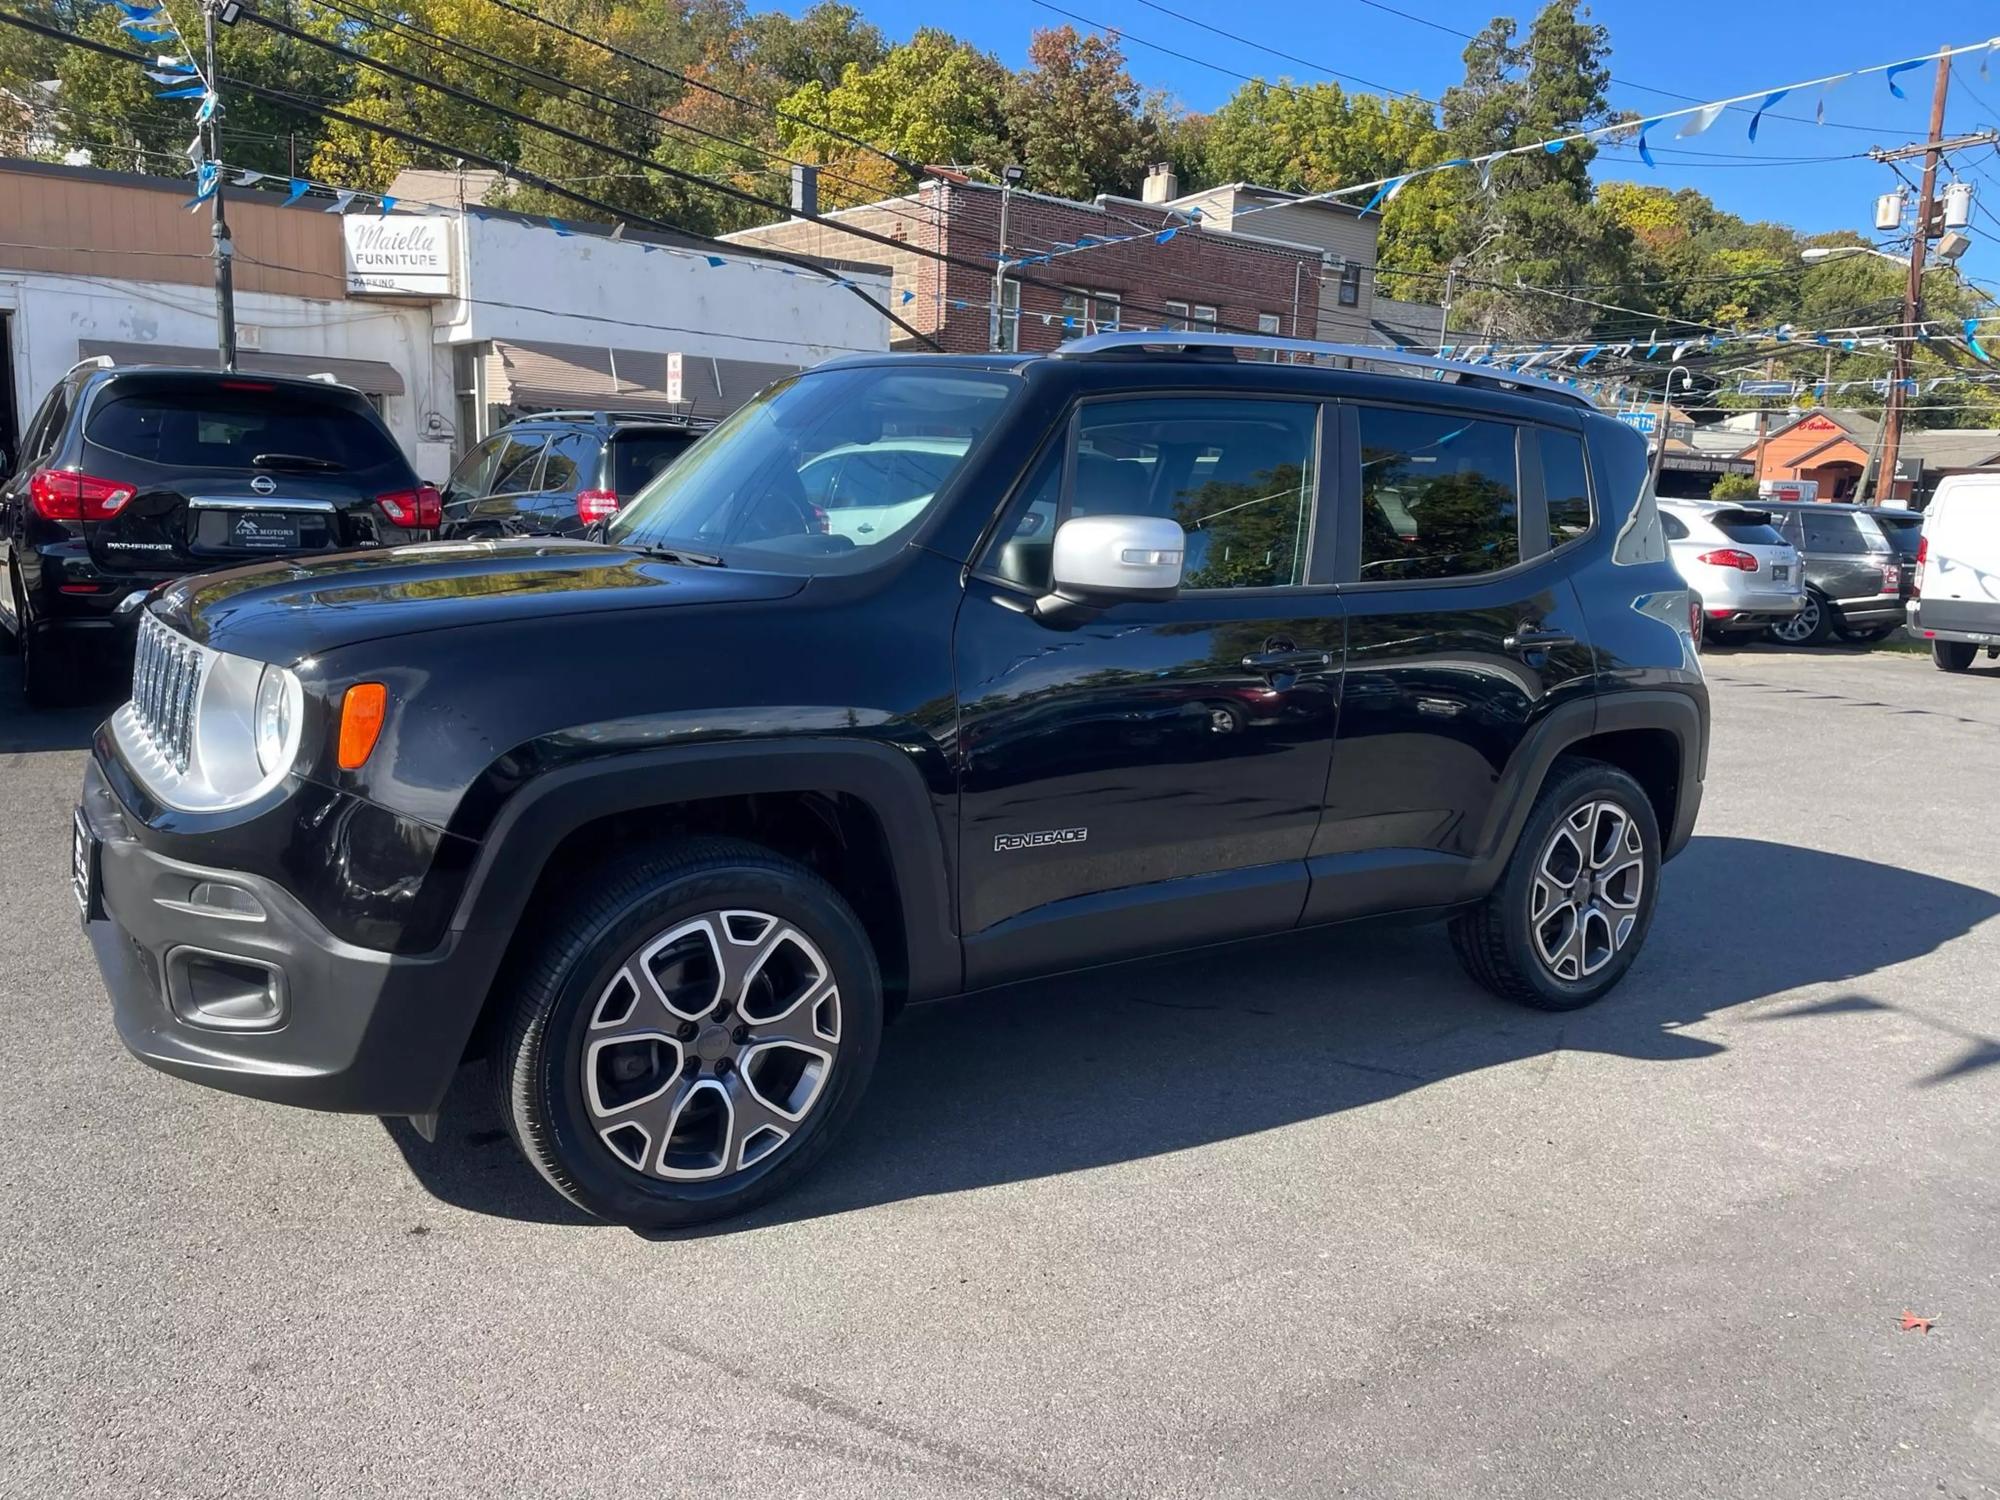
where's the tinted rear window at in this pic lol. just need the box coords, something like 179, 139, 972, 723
1870, 513, 1922, 556
611, 431, 699, 495
85, 385, 404, 472
1709, 509, 1786, 547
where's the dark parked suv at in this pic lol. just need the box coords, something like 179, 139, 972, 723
74, 334, 1709, 1228
1761, 499, 1905, 645
438, 410, 709, 538
1, 363, 435, 704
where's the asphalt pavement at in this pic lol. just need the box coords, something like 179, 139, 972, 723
3, 641, 1998, 1499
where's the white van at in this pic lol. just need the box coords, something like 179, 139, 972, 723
1910, 473, 2000, 672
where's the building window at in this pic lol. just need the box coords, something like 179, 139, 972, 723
1059, 288, 1089, 340
1163, 300, 1190, 332
1338, 263, 1362, 307
1193, 305, 1218, 332
998, 278, 1021, 352
1255, 312, 1283, 361
1091, 291, 1122, 333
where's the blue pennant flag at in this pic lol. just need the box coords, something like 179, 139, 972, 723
378, 196, 397, 216
1074, 235, 1103, 247
899, 289, 914, 304
115, 0, 162, 16
1748, 89, 1789, 142
1635, 118, 1662, 168
154, 82, 205, 99
194, 90, 217, 123
1577, 345, 1603, 367
282, 177, 309, 205
704, 254, 725, 267
546, 218, 572, 236
1885, 59, 1925, 98
1842, 339, 1857, 351
1965, 320, 1990, 362
126, 28, 178, 44
951, 300, 967, 310
182, 160, 218, 211
1154, 227, 1176, 244
1359, 176, 1407, 215
1543, 139, 1565, 154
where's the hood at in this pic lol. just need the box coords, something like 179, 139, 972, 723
151, 537, 807, 661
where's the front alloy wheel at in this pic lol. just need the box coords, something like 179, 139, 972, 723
498, 839, 882, 1229
582, 910, 840, 1181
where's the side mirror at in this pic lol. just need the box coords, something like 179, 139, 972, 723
1041, 514, 1184, 617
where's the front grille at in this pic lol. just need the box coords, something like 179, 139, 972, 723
131, 612, 204, 773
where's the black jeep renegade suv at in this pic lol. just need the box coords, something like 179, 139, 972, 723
76, 334, 1708, 1228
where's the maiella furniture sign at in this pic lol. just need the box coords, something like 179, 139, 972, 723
344, 217, 453, 297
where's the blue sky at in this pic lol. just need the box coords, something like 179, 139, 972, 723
782, 0, 2000, 290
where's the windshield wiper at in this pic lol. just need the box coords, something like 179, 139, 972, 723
251, 452, 343, 472
626, 541, 726, 568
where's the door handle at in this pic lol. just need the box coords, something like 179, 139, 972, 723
1504, 624, 1576, 654
1241, 649, 1332, 674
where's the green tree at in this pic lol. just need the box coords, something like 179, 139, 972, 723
777, 27, 1005, 201
48, 0, 351, 179
1709, 473, 1758, 501
1000, 26, 1156, 201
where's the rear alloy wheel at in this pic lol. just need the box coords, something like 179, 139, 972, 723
1933, 639, 1977, 672
498, 839, 881, 1229
1769, 591, 1831, 647
1451, 758, 1661, 1011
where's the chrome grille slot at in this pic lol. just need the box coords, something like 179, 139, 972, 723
130, 612, 204, 773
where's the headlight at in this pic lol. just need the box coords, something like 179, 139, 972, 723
253, 665, 293, 774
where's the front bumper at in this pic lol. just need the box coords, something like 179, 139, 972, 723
79, 754, 494, 1115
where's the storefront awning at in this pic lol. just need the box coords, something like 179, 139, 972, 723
484, 339, 796, 421
79, 340, 406, 395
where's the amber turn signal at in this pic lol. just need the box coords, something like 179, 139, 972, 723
337, 683, 388, 770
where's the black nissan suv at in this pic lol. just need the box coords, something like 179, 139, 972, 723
1, 363, 435, 705
75, 335, 1709, 1229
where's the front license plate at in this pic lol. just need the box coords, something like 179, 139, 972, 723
72, 807, 99, 921
1771, 564, 1789, 581
230, 512, 302, 551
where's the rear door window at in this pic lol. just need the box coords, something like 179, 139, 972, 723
1356, 407, 1520, 580
611, 431, 699, 495
538, 432, 595, 495
1537, 430, 1592, 548
85, 385, 402, 471
487, 435, 548, 494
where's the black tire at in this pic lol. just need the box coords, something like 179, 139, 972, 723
1768, 590, 1832, 647
495, 837, 882, 1229
1835, 623, 1893, 644
1450, 758, 1662, 1012
1933, 640, 1977, 672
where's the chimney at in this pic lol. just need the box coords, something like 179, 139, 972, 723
790, 163, 819, 219
1141, 162, 1178, 205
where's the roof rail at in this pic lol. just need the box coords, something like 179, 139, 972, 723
527, 408, 705, 425
1051, 330, 1592, 408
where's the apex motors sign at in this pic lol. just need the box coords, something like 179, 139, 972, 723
343, 217, 452, 297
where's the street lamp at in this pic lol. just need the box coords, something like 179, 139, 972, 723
1801, 245, 1912, 268
1646, 363, 1695, 495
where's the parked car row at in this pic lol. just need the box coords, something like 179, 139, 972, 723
0, 360, 713, 705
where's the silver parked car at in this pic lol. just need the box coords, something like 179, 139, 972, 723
1658, 498, 1806, 643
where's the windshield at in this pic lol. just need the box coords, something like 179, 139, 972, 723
606, 365, 1017, 570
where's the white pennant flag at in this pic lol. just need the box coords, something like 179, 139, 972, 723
1816, 75, 1846, 124
1676, 101, 1729, 138
234, 169, 266, 187
324, 189, 356, 214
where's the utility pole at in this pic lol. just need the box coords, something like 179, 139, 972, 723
203, 0, 237, 371
1872, 53, 1951, 505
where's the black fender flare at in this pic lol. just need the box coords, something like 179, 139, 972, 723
446, 737, 962, 1002
1470, 689, 1707, 887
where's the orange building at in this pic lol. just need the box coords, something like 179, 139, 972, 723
1741, 411, 1881, 501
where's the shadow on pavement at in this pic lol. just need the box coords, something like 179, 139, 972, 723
386, 835, 2000, 1232
0, 658, 123, 754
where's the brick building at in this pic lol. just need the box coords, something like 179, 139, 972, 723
723, 170, 1341, 356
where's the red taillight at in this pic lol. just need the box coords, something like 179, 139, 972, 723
1882, 561, 1900, 592
28, 469, 136, 522
1695, 548, 1760, 572
377, 483, 442, 529
576, 488, 619, 525
1913, 536, 1927, 596
219, 379, 275, 392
